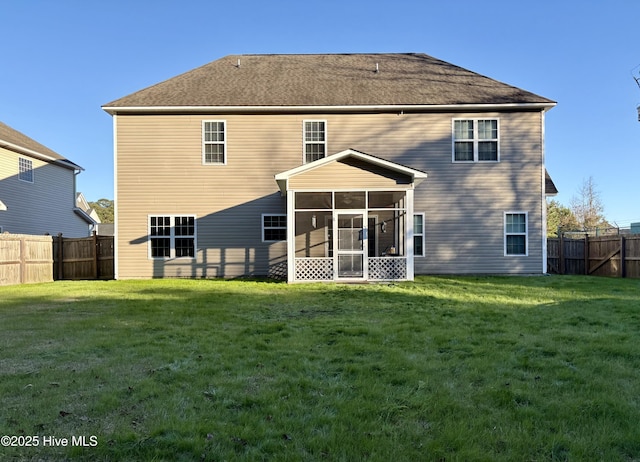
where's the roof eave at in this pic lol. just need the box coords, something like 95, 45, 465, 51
0, 139, 83, 171
73, 207, 98, 225
275, 148, 428, 194
102, 102, 556, 116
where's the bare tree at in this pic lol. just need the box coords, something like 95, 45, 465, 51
570, 176, 607, 231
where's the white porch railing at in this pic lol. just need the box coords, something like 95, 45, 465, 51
294, 257, 407, 281
295, 258, 333, 281
368, 257, 407, 280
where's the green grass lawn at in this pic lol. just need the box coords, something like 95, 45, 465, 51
1, 275, 640, 461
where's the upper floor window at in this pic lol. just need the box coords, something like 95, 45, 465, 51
304, 120, 326, 163
504, 212, 527, 256
203, 121, 226, 164
19, 157, 34, 182
453, 119, 499, 162
149, 215, 196, 259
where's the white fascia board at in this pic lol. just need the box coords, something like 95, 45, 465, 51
0, 139, 83, 171
275, 149, 427, 193
276, 149, 427, 180
102, 102, 556, 115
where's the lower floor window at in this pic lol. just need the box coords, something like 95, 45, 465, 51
413, 213, 425, 257
504, 212, 527, 256
149, 215, 196, 258
263, 214, 287, 242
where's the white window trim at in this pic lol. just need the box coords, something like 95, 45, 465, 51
413, 212, 425, 257
202, 120, 227, 165
303, 120, 327, 164
148, 214, 197, 260
452, 118, 500, 163
262, 213, 287, 242
19, 157, 34, 183
504, 211, 528, 256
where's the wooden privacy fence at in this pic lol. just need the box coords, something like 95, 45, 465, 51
53, 233, 114, 280
0, 233, 53, 286
548, 235, 640, 278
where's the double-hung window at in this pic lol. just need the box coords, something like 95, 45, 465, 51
453, 119, 499, 162
19, 157, 34, 183
262, 214, 287, 242
149, 215, 196, 258
413, 213, 425, 257
504, 212, 527, 256
203, 121, 226, 164
304, 120, 326, 163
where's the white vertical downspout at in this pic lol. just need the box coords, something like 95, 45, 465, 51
113, 114, 119, 280
541, 110, 548, 274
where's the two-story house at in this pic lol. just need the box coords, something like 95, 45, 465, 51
0, 121, 95, 237
103, 53, 557, 282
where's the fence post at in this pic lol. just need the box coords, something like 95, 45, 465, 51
56, 233, 64, 280
559, 232, 565, 275
92, 230, 99, 279
19, 236, 26, 284
584, 234, 589, 275
620, 235, 626, 278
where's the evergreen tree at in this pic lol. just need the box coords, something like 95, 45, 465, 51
547, 199, 579, 236
89, 199, 114, 223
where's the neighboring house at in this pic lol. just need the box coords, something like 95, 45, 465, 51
0, 121, 94, 237
76, 192, 101, 224
103, 53, 557, 282
76, 193, 115, 236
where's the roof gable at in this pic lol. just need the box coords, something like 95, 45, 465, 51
275, 149, 427, 194
104, 53, 555, 111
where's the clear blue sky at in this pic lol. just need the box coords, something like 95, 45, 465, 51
2, 1, 639, 227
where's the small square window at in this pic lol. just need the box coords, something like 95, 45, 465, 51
263, 214, 287, 242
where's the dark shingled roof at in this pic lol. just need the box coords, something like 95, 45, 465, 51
0, 121, 81, 169
545, 170, 559, 195
104, 53, 555, 109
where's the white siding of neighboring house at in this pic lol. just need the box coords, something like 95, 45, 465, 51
0, 147, 90, 237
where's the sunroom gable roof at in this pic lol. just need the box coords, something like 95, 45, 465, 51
275, 149, 428, 194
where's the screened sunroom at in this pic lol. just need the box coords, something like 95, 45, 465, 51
275, 150, 427, 283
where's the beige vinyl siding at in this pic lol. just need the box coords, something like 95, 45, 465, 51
0, 147, 89, 237
289, 158, 412, 190
116, 114, 291, 278
115, 110, 545, 278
